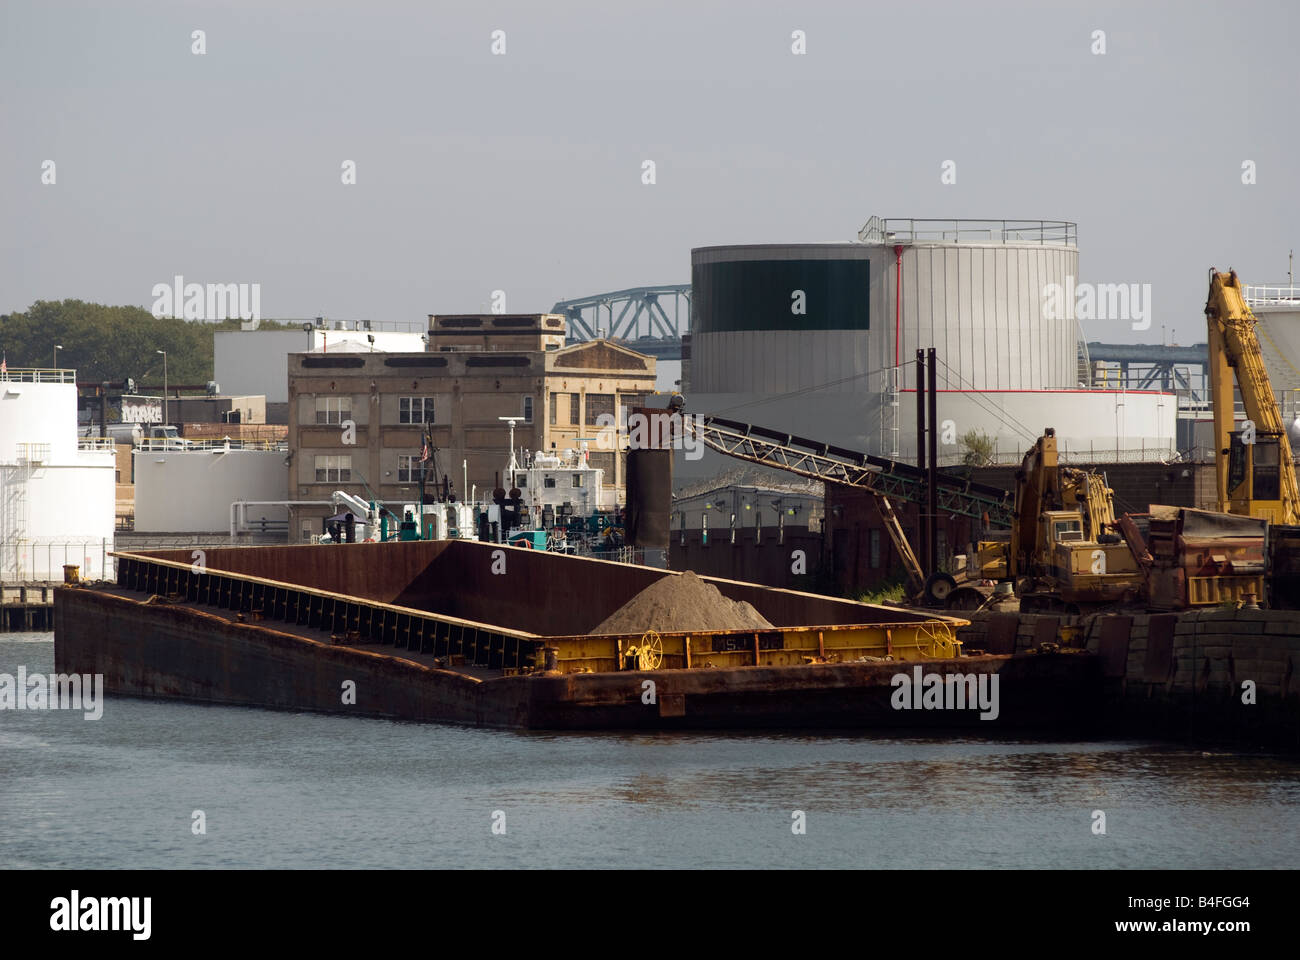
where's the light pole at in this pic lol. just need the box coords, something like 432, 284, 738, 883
53, 344, 62, 368
156, 349, 168, 426
302, 321, 313, 350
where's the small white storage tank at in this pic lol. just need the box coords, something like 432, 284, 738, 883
0, 370, 116, 580
133, 446, 288, 533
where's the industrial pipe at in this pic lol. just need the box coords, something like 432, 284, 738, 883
229, 500, 332, 538
927, 347, 939, 580
894, 245, 904, 367
916, 349, 929, 576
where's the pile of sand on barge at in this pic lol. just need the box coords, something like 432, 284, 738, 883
589, 571, 774, 635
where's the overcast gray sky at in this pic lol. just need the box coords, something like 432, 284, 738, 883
3, 0, 1296, 345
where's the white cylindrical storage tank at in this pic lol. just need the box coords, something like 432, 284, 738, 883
691, 221, 1079, 397
0, 378, 80, 463
884, 235, 1079, 391
691, 243, 874, 395
1245, 289, 1300, 402
0, 372, 116, 580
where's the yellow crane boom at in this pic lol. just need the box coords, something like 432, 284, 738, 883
1205, 269, 1300, 524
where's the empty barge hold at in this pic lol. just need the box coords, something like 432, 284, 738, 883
53, 541, 1101, 730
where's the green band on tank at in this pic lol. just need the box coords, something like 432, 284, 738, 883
693, 259, 870, 333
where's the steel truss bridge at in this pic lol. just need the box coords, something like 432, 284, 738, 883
1085, 342, 1210, 402
552, 285, 690, 358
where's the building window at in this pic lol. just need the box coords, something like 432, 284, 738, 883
544, 476, 557, 488
516, 474, 527, 488
589, 452, 615, 486
315, 396, 351, 424
619, 393, 647, 427
572, 474, 584, 488
586, 393, 614, 426
399, 397, 434, 424
314, 455, 352, 483
522, 396, 533, 423
869, 529, 881, 568
569, 394, 579, 426
549, 394, 557, 425
398, 455, 423, 483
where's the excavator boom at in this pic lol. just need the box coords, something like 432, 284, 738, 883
1205, 270, 1300, 524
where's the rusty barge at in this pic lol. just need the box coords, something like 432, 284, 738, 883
52, 541, 1101, 730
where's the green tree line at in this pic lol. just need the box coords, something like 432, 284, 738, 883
0, 300, 298, 387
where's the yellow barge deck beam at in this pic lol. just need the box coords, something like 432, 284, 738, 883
546, 620, 967, 674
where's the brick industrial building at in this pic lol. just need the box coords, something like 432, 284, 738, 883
286, 314, 656, 541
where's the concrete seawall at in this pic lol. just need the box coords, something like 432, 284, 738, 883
956, 608, 1300, 750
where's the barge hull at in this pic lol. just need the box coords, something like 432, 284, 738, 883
54, 588, 1101, 731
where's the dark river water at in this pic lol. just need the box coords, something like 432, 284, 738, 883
3, 634, 1299, 869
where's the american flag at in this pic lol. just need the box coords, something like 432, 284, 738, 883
420, 435, 429, 463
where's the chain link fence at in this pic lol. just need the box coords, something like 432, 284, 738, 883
937, 443, 1181, 468
1, 538, 113, 583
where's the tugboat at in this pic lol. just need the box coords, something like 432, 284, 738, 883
357, 418, 631, 557
490, 417, 624, 556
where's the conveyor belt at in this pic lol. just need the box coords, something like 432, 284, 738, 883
694, 415, 1016, 527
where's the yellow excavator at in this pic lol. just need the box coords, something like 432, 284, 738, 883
1204, 269, 1300, 605
1206, 269, 1300, 524
976, 425, 1268, 612
998, 428, 1144, 611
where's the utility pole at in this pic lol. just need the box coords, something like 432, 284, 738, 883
498, 416, 524, 474
915, 350, 930, 578
498, 416, 526, 539
156, 349, 168, 426
417, 445, 426, 538
927, 346, 939, 579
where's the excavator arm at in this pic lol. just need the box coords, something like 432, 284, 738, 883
1205, 270, 1300, 524
874, 495, 926, 596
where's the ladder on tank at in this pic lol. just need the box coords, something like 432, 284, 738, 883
0, 458, 33, 581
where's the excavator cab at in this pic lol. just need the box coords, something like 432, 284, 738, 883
1030, 509, 1140, 608
1225, 431, 1284, 518
1049, 516, 1085, 543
